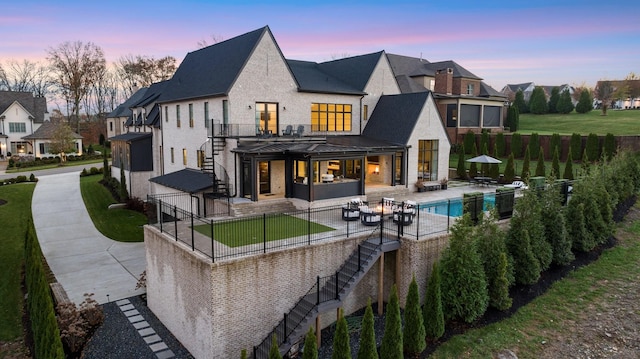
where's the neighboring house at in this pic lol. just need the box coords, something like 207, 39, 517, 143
387, 54, 507, 144
109, 81, 169, 199
0, 91, 49, 158
105, 87, 149, 139
21, 121, 83, 158
594, 79, 640, 109
501, 82, 576, 104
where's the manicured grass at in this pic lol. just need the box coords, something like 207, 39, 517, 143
193, 215, 334, 247
518, 109, 640, 135
79, 174, 146, 242
0, 183, 35, 341
430, 202, 640, 358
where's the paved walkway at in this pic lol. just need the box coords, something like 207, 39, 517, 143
31, 171, 146, 305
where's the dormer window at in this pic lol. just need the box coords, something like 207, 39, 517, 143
467, 84, 474, 95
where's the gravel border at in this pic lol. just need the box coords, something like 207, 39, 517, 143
82, 295, 194, 359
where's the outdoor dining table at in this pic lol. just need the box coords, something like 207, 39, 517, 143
473, 176, 493, 186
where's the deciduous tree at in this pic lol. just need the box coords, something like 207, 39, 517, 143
116, 55, 176, 97
595, 80, 614, 115
49, 123, 77, 163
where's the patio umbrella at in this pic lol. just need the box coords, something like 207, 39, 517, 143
466, 154, 502, 164
466, 155, 502, 178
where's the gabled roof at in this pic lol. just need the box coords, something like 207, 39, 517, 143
479, 82, 507, 98
316, 51, 385, 91
286, 60, 365, 95
144, 104, 160, 127
158, 26, 275, 103
133, 80, 170, 108
149, 168, 213, 193
362, 92, 431, 145
22, 121, 83, 140
0, 91, 48, 123
395, 74, 428, 93
503, 83, 534, 93
387, 54, 432, 77
425, 60, 482, 80
107, 87, 149, 118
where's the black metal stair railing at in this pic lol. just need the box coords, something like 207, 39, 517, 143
253, 226, 386, 358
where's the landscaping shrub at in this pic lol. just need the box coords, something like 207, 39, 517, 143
506, 105, 519, 132
456, 144, 467, 180
547, 87, 559, 113
475, 210, 513, 310
529, 133, 540, 160
513, 90, 528, 114
24, 221, 65, 359
269, 334, 282, 359
90, 167, 100, 175
480, 130, 490, 155
119, 165, 129, 201
423, 262, 444, 340
380, 284, 402, 358
357, 299, 377, 359
302, 327, 318, 359
534, 146, 545, 177
529, 86, 548, 114
563, 151, 574, 180
403, 275, 426, 356
16, 175, 28, 183
81, 168, 88, 177
489, 146, 500, 180
575, 89, 593, 113
463, 131, 476, 155
29, 173, 36, 182
585, 133, 600, 162
551, 147, 561, 178
550, 133, 561, 158
469, 145, 478, 179
603, 133, 616, 161
570, 133, 582, 161
521, 146, 530, 179
56, 294, 104, 355
126, 197, 146, 213
510, 132, 522, 158
495, 132, 505, 157
541, 185, 574, 265
440, 214, 488, 323
503, 153, 515, 183
557, 89, 575, 114
566, 201, 593, 252
332, 308, 350, 359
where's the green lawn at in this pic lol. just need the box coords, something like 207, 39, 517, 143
518, 109, 640, 135
193, 215, 334, 247
430, 201, 640, 358
0, 183, 35, 341
79, 174, 146, 242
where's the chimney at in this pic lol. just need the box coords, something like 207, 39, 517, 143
434, 68, 453, 95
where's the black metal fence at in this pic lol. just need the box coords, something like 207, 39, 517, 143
145, 190, 524, 263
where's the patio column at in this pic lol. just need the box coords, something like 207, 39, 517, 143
377, 252, 385, 316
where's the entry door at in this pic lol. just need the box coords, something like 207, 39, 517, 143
242, 161, 252, 198
259, 161, 271, 194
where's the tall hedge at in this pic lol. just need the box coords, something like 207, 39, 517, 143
469, 144, 479, 178
529, 133, 540, 160
423, 262, 444, 340
541, 185, 574, 265
495, 132, 506, 157
511, 132, 522, 158
513, 90, 528, 114
504, 153, 515, 183
440, 214, 489, 323
521, 146, 530, 179
551, 147, 561, 178
480, 131, 490, 155
464, 131, 477, 155
566, 201, 594, 252
535, 146, 546, 177
550, 133, 561, 158
456, 144, 467, 180
603, 133, 616, 161
563, 151, 574, 180
403, 276, 426, 355
585, 133, 600, 162
570, 133, 582, 161
302, 327, 318, 359
24, 221, 65, 359
357, 299, 378, 359
380, 285, 403, 359
507, 105, 520, 131
332, 309, 351, 359
269, 334, 282, 359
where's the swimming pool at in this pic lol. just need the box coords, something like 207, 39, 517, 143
419, 194, 496, 217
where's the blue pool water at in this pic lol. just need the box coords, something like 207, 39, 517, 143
420, 194, 496, 217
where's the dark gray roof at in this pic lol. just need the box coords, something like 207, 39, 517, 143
0, 91, 48, 123
425, 60, 482, 80
144, 104, 160, 127
149, 168, 213, 193
316, 51, 384, 91
107, 87, 149, 118
133, 80, 170, 108
109, 132, 152, 142
362, 92, 430, 144
479, 82, 507, 98
22, 121, 83, 140
504, 83, 534, 92
387, 54, 433, 77
158, 26, 273, 103
395, 74, 428, 93
286, 60, 364, 95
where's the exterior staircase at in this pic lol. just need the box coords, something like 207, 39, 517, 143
199, 137, 232, 198
252, 229, 400, 358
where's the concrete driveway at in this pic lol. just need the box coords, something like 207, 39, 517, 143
31, 171, 146, 305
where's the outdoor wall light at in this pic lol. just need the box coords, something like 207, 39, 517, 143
248, 105, 252, 109
374, 166, 380, 175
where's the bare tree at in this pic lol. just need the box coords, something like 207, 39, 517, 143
197, 35, 224, 49
47, 41, 106, 132
595, 80, 614, 115
115, 55, 176, 97
0, 60, 52, 96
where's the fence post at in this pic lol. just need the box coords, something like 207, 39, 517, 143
416, 203, 420, 239
447, 199, 451, 233
159, 199, 163, 233
263, 213, 267, 254
191, 211, 195, 251
283, 313, 287, 337
210, 219, 215, 263
316, 276, 320, 304
335, 271, 339, 300
307, 208, 311, 245
358, 245, 361, 272
379, 201, 384, 245
173, 205, 178, 241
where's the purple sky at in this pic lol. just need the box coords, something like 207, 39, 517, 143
2, 0, 638, 90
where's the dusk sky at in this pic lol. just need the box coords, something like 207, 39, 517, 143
2, 0, 638, 90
